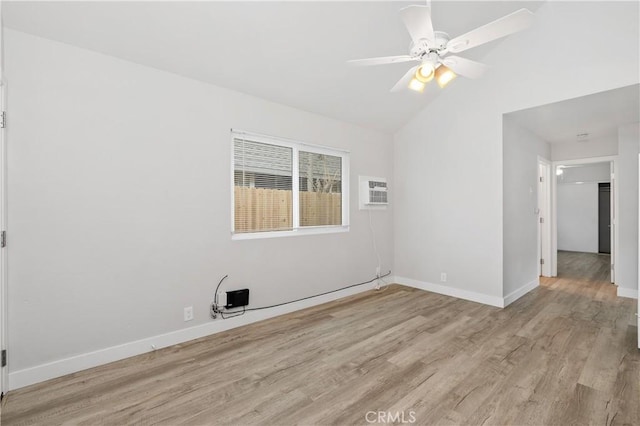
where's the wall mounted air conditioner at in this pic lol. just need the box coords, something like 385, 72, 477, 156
359, 176, 388, 210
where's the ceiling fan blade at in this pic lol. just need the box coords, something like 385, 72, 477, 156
400, 5, 435, 43
347, 55, 415, 67
447, 8, 534, 53
391, 66, 418, 92
441, 56, 489, 79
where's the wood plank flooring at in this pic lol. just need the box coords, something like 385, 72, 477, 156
557, 250, 611, 282
2, 253, 638, 425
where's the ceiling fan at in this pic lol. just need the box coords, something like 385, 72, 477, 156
348, 2, 534, 92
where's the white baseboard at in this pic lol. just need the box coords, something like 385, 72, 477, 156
394, 276, 504, 308
503, 278, 539, 307
617, 286, 639, 299
9, 283, 375, 391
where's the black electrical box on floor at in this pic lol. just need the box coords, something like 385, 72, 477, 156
226, 289, 250, 309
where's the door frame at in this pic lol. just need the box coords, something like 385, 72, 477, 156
538, 157, 552, 277
0, 79, 6, 395
0, 0, 7, 395
550, 155, 618, 281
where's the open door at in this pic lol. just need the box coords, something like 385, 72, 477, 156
538, 159, 551, 277
610, 162, 616, 283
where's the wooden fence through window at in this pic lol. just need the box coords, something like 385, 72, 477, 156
234, 187, 341, 232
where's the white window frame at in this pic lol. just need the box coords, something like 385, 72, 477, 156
231, 130, 350, 240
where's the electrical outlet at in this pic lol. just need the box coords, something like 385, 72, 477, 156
440, 273, 447, 283
375, 266, 381, 277
184, 306, 194, 322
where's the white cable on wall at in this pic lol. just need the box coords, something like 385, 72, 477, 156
368, 208, 382, 274
368, 209, 388, 291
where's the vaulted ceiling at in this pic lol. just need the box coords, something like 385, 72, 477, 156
3, 1, 543, 133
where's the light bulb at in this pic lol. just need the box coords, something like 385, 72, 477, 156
415, 63, 435, 83
435, 65, 456, 88
408, 78, 426, 93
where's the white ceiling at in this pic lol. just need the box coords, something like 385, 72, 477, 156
506, 84, 640, 144
3, 1, 543, 133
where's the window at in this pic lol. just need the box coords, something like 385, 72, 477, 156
232, 130, 349, 239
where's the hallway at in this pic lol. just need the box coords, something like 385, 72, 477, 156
557, 250, 611, 283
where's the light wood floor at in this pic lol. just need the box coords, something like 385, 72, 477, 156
557, 250, 611, 282
2, 255, 638, 425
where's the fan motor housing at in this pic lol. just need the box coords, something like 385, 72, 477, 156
410, 31, 450, 57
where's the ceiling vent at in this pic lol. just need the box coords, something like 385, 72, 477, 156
576, 132, 590, 142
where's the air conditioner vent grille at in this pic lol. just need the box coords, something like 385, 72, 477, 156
369, 190, 388, 204
359, 176, 388, 210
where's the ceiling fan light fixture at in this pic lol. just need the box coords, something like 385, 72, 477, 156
415, 63, 435, 83
435, 64, 456, 88
408, 77, 426, 93
349, 6, 534, 93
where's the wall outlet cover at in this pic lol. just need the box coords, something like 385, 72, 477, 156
184, 306, 194, 322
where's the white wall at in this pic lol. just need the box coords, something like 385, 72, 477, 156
557, 163, 611, 253
502, 117, 550, 297
617, 123, 640, 295
557, 183, 600, 253
393, 1, 639, 301
5, 30, 394, 381
557, 162, 611, 184
552, 136, 618, 161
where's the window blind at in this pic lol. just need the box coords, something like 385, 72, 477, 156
233, 137, 293, 233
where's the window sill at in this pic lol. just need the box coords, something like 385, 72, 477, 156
231, 225, 349, 241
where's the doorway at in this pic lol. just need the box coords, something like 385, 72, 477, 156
551, 158, 616, 283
